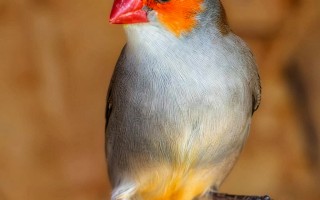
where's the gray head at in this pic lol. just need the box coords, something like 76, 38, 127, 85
110, 0, 229, 37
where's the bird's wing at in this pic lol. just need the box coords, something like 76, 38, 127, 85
252, 71, 261, 114
105, 76, 114, 129
105, 45, 127, 128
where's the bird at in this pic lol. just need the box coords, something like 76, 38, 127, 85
106, 0, 261, 199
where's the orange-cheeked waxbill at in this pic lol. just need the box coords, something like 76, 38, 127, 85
105, 0, 261, 199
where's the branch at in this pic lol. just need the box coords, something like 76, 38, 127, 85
210, 193, 272, 200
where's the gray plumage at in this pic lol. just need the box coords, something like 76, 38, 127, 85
106, 0, 261, 199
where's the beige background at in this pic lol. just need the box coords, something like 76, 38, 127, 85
0, 0, 319, 200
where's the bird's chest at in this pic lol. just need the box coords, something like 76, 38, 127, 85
120, 25, 251, 124
112, 44, 251, 169
125, 58, 243, 118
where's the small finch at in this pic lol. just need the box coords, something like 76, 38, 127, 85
105, 0, 261, 199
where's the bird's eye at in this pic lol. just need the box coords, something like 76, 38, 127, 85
156, 0, 170, 3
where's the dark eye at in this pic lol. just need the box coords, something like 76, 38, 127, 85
157, 0, 170, 3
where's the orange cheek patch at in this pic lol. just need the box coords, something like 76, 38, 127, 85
146, 0, 204, 36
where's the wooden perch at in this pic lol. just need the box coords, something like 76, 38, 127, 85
209, 193, 272, 200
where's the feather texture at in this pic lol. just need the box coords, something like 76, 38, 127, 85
106, 0, 261, 199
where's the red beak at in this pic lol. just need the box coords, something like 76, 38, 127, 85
109, 0, 148, 24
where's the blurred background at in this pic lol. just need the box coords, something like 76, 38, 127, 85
0, 0, 319, 199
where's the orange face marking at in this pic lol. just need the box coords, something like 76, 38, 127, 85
145, 0, 204, 36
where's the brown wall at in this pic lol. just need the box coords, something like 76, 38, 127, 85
0, 0, 319, 200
